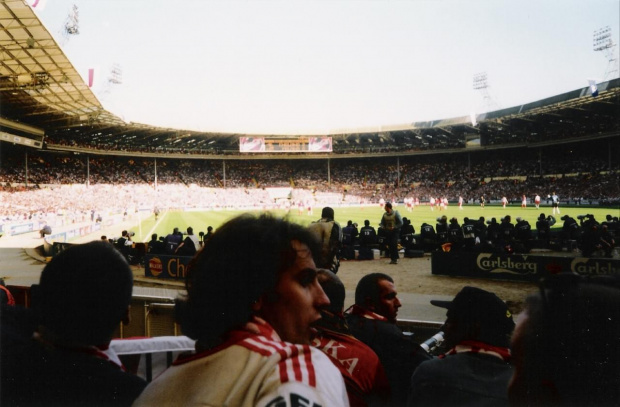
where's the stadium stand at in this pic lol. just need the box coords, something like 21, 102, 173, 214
0, 2, 618, 213
1, 138, 618, 218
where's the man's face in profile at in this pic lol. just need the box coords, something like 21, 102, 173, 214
372, 279, 401, 323
258, 240, 330, 344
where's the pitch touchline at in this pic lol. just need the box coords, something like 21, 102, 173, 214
144, 210, 166, 243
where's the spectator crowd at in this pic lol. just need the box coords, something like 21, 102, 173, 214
1, 139, 618, 225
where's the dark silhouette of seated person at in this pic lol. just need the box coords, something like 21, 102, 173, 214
473, 217, 487, 243
409, 286, 515, 406
509, 273, 620, 406
115, 230, 133, 259
346, 273, 431, 405
342, 220, 359, 246
147, 233, 165, 254
499, 215, 515, 247
560, 215, 580, 243
175, 227, 200, 256
599, 224, 616, 257
358, 220, 377, 260
341, 220, 358, 260
164, 227, 183, 254
436, 215, 449, 245
447, 217, 463, 249
580, 223, 602, 257
116, 230, 129, 248
514, 217, 533, 252
486, 217, 501, 245
359, 220, 377, 247
602, 214, 618, 237
1, 241, 146, 406
312, 269, 391, 406
462, 217, 476, 250
579, 214, 599, 230
536, 213, 551, 244
420, 222, 437, 252
204, 225, 214, 243
400, 217, 416, 250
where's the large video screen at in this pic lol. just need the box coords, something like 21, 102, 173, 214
239, 137, 332, 153
239, 137, 266, 152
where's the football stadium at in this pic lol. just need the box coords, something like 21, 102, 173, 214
1, 1, 619, 405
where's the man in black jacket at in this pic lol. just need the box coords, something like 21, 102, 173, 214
420, 222, 437, 252
147, 233, 165, 254
536, 213, 551, 245
346, 273, 431, 405
515, 217, 533, 252
359, 220, 377, 247
341, 220, 358, 260
561, 215, 581, 248
400, 217, 416, 250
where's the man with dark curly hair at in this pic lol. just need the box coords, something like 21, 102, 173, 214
134, 213, 349, 407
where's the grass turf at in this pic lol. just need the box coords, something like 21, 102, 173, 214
132, 204, 618, 242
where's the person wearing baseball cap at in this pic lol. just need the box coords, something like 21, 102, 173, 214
408, 286, 515, 406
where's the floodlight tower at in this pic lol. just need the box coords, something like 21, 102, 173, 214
59, 4, 79, 46
473, 72, 500, 113
99, 64, 123, 101
593, 26, 619, 80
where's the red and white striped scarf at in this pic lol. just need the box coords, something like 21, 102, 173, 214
347, 304, 389, 322
440, 340, 511, 362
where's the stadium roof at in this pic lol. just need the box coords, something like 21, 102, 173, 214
0, 1, 123, 129
1, 0, 619, 156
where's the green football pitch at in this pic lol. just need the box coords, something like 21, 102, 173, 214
131, 204, 618, 242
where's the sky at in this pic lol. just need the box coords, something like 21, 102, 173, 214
30, 0, 620, 135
